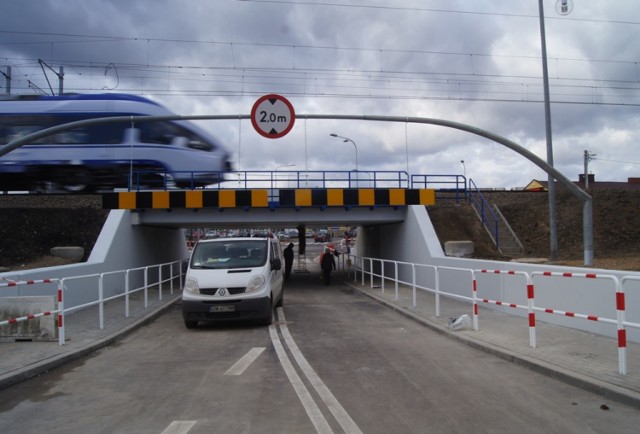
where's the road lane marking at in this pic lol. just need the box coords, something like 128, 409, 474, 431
161, 420, 196, 434
224, 347, 266, 376
277, 308, 363, 434
269, 324, 333, 434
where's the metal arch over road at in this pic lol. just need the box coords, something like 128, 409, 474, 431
0, 113, 593, 265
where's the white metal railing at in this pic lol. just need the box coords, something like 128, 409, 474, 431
346, 254, 640, 375
0, 259, 185, 346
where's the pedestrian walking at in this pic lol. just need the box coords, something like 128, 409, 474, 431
320, 246, 336, 285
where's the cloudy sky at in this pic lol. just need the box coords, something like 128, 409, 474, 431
2, 0, 639, 189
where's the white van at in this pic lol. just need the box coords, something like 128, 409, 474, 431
182, 236, 284, 328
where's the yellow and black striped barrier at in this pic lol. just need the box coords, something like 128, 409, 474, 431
102, 188, 435, 209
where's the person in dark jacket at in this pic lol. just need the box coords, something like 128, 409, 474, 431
320, 246, 336, 285
283, 242, 294, 280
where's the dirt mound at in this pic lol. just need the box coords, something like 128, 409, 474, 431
0, 195, 108, 269
428, 189, 640, 271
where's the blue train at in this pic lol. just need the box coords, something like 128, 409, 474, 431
0, 93, 233, 192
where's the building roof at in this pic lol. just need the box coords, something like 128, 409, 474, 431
524, 176, 640, 191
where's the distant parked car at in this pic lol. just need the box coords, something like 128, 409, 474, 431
283, 228, 299, 239
314, 229, 330, 242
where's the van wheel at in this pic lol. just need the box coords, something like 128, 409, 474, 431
184, 320, 198, 329
260, 301, 273, 326
275, 291, 284, 308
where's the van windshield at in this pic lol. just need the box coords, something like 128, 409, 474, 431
191, 240, 267, 269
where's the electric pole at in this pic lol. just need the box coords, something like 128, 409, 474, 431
1, 66, 10, 94
583, 150, 596, 189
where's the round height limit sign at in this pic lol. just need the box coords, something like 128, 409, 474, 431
251, 94, 295, 139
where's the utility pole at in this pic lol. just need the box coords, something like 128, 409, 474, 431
38, 59, 64, 95
1, 66, 10, 94
538, 0, 558, 261
583, 150, 596, 189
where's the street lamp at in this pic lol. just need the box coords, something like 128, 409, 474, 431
275, 164, 296, 188
276, 164, 296, 171
330, 133, 358, 172
538, 0, 559, 261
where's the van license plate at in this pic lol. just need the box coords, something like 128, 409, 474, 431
211, 305, 235, 313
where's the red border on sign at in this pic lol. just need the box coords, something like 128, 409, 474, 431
251, 94, 296, 139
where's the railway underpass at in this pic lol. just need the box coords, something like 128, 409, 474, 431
0, 170, 448, 317
2, 171, 639, 348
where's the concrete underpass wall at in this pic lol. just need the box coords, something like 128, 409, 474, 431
0, 210, 189, 309
361, 205, 640, 343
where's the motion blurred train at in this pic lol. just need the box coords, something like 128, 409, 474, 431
0, 93, 233, 192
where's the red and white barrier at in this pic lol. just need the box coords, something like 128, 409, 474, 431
476, 269, 536, 348
531, 271, 624, 373
0, 278, 64, 344
0, 277, 57, 289
350, 254, 639, 375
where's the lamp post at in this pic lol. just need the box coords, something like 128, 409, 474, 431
330, 133, 358, 172
276, 164, 296, 171
276, 164, 296, 188
460, 160, 466, 189
538, 0, 558, 261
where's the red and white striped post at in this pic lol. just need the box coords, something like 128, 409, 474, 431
472, 275, 479, 331
527, 277, 536, 349
57, 281, 65, 346
615, 281, 627, 375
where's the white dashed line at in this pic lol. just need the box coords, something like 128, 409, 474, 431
224, 347, 266, 376
160, 420, 197, 434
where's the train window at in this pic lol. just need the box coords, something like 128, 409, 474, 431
54, 129, 90, 144
0, 115, 124, 145
184, 130, 214, 152
139, 121, 179, 145
139, 121, 214, 151
88, 123, 126, 144
1, 125, 38, 144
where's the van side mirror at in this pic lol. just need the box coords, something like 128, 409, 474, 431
271, 257, 282, 271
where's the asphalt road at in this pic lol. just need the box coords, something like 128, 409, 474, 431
2, 254, 640, 433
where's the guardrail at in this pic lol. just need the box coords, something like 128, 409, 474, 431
346, 255, 640, 375
0, 260, 184, 345
411, 174, 466, 203
467, 178, 499, 248
132, 170, 412, 192
130, 170, 473, 193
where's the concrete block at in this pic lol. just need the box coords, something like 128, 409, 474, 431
444, 241, 474, 258
0, 296, 58, 341
50, 246, 84, 261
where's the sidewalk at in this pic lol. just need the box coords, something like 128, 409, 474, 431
0, 287, 181, 390
348, 275, 640, 409
2, 274, 640, 410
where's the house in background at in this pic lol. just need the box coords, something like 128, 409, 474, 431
524, 174, 640, 191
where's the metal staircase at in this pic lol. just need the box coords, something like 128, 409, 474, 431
467, 181, 524, 257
